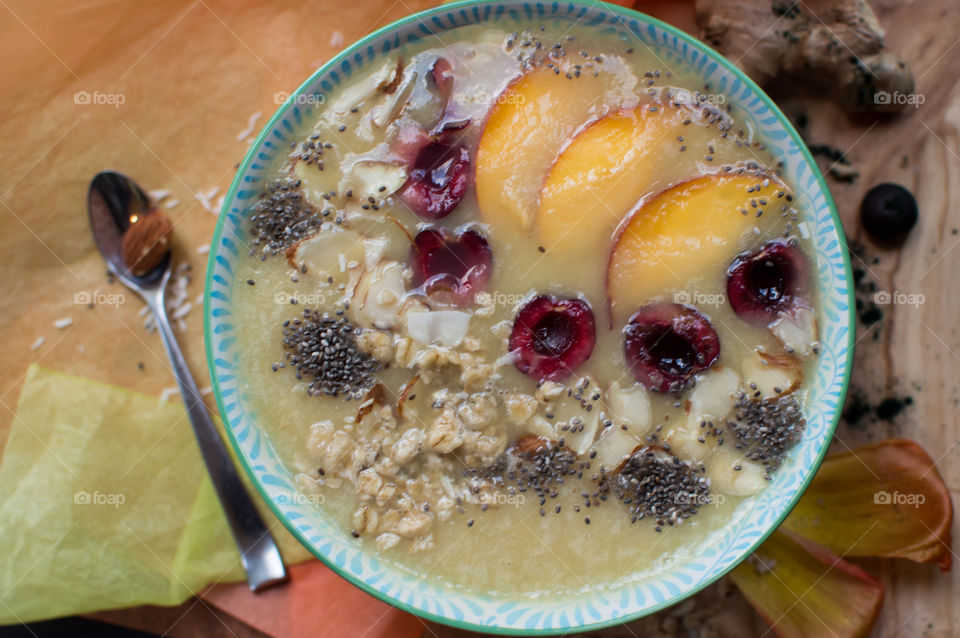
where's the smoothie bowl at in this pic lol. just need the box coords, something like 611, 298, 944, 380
204, 0, 854, 632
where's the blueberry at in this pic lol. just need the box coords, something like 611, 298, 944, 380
860, 183, 917, 242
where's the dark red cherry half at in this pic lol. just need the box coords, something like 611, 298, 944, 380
623, 303, 720, 393
411, 228, 492, 305
510, 296, 596, 382
399, 142, 470, 219
726, 240, 807, 323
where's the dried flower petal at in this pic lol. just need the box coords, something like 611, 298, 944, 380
783, 438, 953, 571
731, 529, 883, 638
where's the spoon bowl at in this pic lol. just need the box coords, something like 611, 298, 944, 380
88, 171, 170, 289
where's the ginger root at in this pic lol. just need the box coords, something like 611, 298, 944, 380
696, 0, 914, 113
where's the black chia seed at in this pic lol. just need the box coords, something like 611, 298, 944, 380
726, 393, 806, 476
606, 447, 710, 527
296, 135, 328, 166
470, 437, 588, 509
280, 309, 380, 399
249, 177, 323, 257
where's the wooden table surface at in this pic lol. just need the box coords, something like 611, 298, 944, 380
1, 0, 958, 636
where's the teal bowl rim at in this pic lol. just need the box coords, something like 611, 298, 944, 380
203, 0, 855, 633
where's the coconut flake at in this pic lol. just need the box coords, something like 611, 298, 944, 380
404, 309, 472, 347
171, 302, 193, 321
194, 191, 212, 212
30, 336, 45, 350
53, 317, 73, 329
148, 189, 172, 203
236, 111, 262, 142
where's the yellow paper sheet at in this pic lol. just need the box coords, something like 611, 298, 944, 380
0, 365, 310, 625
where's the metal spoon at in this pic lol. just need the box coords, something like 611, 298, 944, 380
88, 170, 287, 592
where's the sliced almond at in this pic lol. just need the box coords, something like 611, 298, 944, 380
396, 374, 421, 421
525, 415, 558, 441
287, 228, 366, 288
353, 261, 407, 329
592, 425, 642, 472
770, 305, 819, 358
666, 367, 742, 463
539, 376, 603, 454
605, 381, 652, 436
708, 450, 768, 496
663, 423, 712, 463
688, 367, 741, 426
563, 409, 601, 456
356, 383, 389, 423
743, 349, 802, 399
338, 153, 408, 202
510, 434, 560, 458
326, 57, 401, 116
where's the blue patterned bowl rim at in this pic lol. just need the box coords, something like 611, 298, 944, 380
204, 0, 855, 633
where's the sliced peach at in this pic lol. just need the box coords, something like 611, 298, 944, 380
536, 105, 676, 255
608, 174, 788, 317
535, 103, 743, 259
475, 62, 638, 232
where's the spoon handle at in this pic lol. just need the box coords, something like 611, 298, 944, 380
148, 291, 288, 592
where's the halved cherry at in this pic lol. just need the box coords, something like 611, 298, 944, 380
411, 227, 492, 305
727, 240, 807, 323
399, 141, 470, 219
623, 303, 720, 393
510, 295, 596, 382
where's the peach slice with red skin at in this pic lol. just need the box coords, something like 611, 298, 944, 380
475, 62, 638, 233
536, 104, 683, 257
607, 173, 788, 318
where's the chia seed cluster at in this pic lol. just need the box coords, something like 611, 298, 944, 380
295, 133, 334, 169
249, 178, 322, 257
726, 393, 806, 476
509, 438, 584, 505
279, 309, 380, 399
608, 447, 710, 532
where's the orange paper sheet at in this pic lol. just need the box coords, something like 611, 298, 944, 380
0, 1, 692, 636
202, 561, 426, 638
